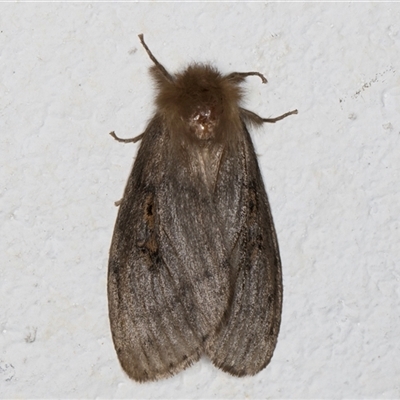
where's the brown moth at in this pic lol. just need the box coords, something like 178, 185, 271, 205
108, 34, 297, 382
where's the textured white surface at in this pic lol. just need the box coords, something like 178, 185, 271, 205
1, 3, 400, 398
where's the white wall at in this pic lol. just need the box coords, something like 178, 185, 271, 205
1, 3, 399, 398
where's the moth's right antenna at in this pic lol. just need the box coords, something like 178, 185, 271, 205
138, 34, 173, 82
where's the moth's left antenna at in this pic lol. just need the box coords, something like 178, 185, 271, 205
138, 34, 173, 82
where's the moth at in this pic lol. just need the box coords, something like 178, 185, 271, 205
108, 34, 297, 382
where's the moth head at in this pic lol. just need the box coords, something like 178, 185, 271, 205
187, 103, 217, 141
151, 64, 244, 144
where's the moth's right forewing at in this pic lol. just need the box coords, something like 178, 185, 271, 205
206, 123, 283, 377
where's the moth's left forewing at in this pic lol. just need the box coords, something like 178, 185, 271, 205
108, 117, 204, 382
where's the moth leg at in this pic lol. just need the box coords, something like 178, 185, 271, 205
240, 107, 298, 125
109, 131, 144, 143
227, 71, 268, 84
109, 130, 144, 206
